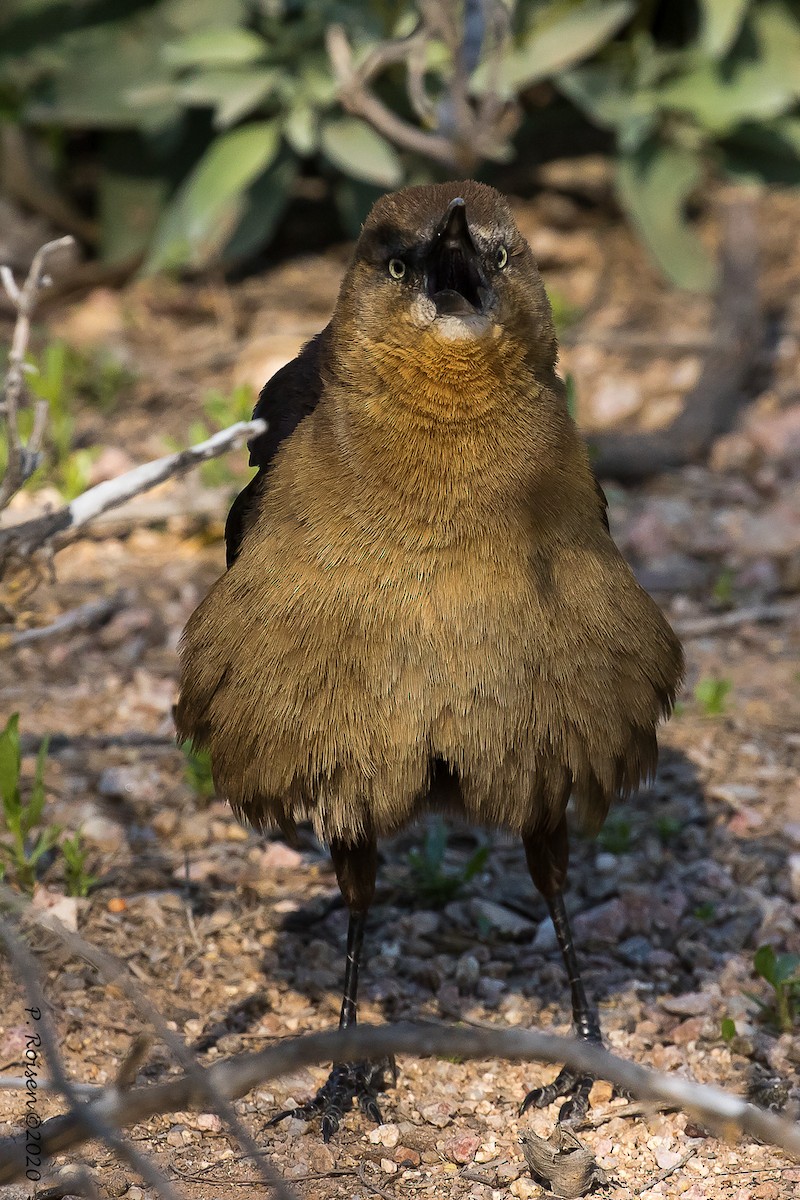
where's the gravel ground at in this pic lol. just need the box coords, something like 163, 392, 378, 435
1, 174, 800, 1199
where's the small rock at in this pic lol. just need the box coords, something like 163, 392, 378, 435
252, 841, 304, 870
470, 899, 535, 939
661, 990, 717, 1017
669, 1016, 707, 1045
455, 954, 481, 991
31, 887, 80, 932
510, 1179, 539, 1199
654, 1147, 684, 1170
166, 1126, 185, 1148
420, 1100, 453, 1128
80, 812, 124, 852
381, 1157, 398, 1174
532, 916, 557, 952
125, 1188, 144, 1200
788, 854, 800, 902
573, 897, 627, 943
306, 1142, 335, 1172
589, 1080, 613, 1107
394, 1146, 421, 1167
409, 910, 440, 937
369, 1122, 400, 1149
477, 977, 506, 1006
194, 1113, 222, 1132
444, 1132, 480, 1164
618, 935, 653, 967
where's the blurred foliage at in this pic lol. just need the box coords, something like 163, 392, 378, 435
407, 818, 489, 906
694, 673, 732, 715
165, 382, 255, 486
0, 339, 132, 499
2, 1, 800, 287
180, 737, 216, 799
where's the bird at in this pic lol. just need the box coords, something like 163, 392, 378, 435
176, 179, 684, 1141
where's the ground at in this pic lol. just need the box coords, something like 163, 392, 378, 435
1, 165, 800, 1199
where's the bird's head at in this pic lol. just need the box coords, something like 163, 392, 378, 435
334, 180, 556, 379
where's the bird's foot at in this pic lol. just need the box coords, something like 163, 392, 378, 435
519, 1066, 594, 1124
267, 1058, 395, 1143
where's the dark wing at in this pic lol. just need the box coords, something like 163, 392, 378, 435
224, 324, 330, 567
593, 471, 610, 533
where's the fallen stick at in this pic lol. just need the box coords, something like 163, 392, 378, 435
0, 418, 266, 565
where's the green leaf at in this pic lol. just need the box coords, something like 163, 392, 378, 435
222, 152, 297, 263
146, 120, 281, 270
284, 105, 319, 156
754, 944, 778, 987
723, 118, 800, 185
177, 68, 280, 128
773, 953, 800, 987
163, 27, 266, 69
720, 1017, 737, 1042
28, 735, 49, 830
616, 142, 715, 292
476, 0, 635, 95
321, 117, 403, 188
0, 714, 21, 808
699, 0, 750, 57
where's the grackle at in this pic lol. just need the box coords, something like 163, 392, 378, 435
176, 180, 684, 1140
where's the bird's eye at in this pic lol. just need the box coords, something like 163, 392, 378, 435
496, 245, 508, 269
388, 258, 406, 280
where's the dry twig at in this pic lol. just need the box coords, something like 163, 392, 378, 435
0, 418, 266, 570
673, 601, 799, 639
0, 236, 75, 511
0, 901, 295, 1200
326, 0, 518, 172
592, 194, 762, 482
1, 594, 123, 649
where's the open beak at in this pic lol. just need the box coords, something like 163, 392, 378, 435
425, 198, 488, 317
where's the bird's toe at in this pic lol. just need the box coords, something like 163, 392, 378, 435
267, 1059, 394, 1141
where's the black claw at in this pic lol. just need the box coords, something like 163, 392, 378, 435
520, 1067, 593, 1119
267, 1059, 394, 1141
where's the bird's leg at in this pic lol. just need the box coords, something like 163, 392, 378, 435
267, 835, 394, 1142
520, 817, 602, 1123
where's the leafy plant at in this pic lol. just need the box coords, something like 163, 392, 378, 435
655, 814, 681, 843
693, 901, 716, 922
0, 714, 58, 893
181, 739, 215, 799
5, 0, 800, 282
166, 383, 255, 487
597, 814, 632, 854
407, 819, 488, 906
694, 675, 732, 715
61, 832, 98, 898
0, 339, 132, 500
751, 944, 800, 1032
712, 568, 735, 607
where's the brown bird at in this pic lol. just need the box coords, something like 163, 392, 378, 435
176, 179, 684, 1140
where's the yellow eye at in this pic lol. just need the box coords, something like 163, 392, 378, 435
496, 245, 508, 269
388, 258, 406, 280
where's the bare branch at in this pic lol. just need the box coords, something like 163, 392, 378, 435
2, 893, 296, 1200
673, 601, 800, 640
0, 418, 266, 569
0, 236, 75, 511
326, 2, 519, 174
326, 25, 460, 168
2, 594, 123, 649
1, 1016, 799, 1184
0, 917, 183, 1200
